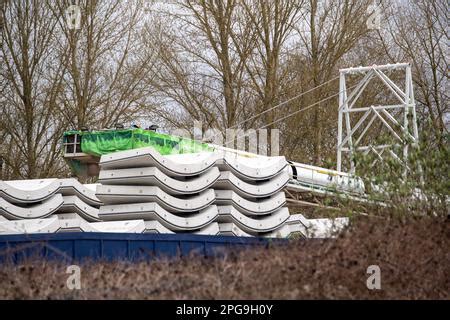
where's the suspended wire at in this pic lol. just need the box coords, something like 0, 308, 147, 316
205, 75, 341, 142
229, 75, 340, 130
233, 82, 360, 144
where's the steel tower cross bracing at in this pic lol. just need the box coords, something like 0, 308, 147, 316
336, 63, 419, 175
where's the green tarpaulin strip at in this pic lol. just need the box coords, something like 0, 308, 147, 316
63, 128, 213, 157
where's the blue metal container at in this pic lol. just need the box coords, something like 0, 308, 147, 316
0, 233, 287, 263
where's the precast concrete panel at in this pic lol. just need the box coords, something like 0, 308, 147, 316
214, 190, 286, 215
99, 202, 218, 231
96, 185, 215, 213
214, 170, 289, 198
99, 148, 219, 177
216, 205, 289, 233
0, 194, 64, 220
99, 166, 220, 195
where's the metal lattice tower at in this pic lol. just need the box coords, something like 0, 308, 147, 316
337, 63, 419, 174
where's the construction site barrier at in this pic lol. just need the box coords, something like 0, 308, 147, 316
0, 232, 288, 263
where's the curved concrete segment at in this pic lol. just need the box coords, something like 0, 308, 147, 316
58, 180, 102, 206
57, 216, 220, 235
214, 171, 289, 198
99, 147, 287, 180
0, 178, 101, 206
56, 212, 83, 220
57, 216, 95, 232
59, 196, 101, 222
194, 222, 220, 236
218, 222, 253, 237
0, 216, 60, 234
98, 202, 218, 231
286, 213, 311, 228
89, 220, 146, 233
96, 185, 215, 213
215, 154, 288, 181
98, 166, 220, 195
99, 147, 219, 177
143, 220, 219, 235
214, 190, 286, 215
217, 205, 289, 234
144, 220, 174, 234
56, 217, 146, 233
264, 223, 308, 238
218, 218, 308, 238
0, 179, 57, 204
0, 194, 64, 220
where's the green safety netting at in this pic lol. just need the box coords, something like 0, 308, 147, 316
63, 129, 214, 177
63, 128, 213, 157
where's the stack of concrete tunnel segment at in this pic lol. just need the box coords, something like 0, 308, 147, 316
95, 147, 312, 237
0, 147, 349, 238
0, 178, 152, 233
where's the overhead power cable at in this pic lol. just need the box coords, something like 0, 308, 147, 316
233, 83, 360, 144
206, 75, 341, 143
229, 75, 340, 130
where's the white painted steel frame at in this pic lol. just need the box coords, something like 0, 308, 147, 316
337, 63, 419, 175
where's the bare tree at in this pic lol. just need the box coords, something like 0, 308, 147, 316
280, 0, 372, 165
0, 0, 6, 30
0, 0, 157, 179
0, 0, 66, 178
145, 0, 255, 136
145, 0, 307, 149
51, 0, 155, 130
237, 0, 305, 149
377, 0, 448, 147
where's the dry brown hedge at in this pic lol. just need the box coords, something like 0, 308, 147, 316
0, 216, 448, 299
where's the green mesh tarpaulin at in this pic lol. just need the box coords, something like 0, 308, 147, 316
63, 128, 213, 157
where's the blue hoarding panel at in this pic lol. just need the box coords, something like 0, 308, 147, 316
46, 240, 74, 262
0, 232, 287, 263
154, 240, 179, 258
103, 240, 128, 261
74, 240, 101, 261
129, 240, 155, 261
180, 241, 205, 257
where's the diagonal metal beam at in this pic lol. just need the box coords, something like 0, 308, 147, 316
370, 107, 403, 142
380, 109, 416, 142
354, 113, 377, 146
340, 71, 374, 111
339, 109, 371, 148
375, 69, 406, 101
373, 69, 406, 104
369, 147, 385, 168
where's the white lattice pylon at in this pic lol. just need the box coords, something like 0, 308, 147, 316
336, 63, 419, 175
